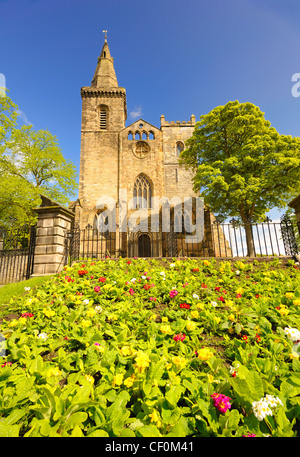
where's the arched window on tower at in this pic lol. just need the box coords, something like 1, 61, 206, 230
99, 105, 108, 130
133, 174, 152, 209
176, 141, 184, 158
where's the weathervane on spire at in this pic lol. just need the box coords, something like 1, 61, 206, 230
103, 30, 108, 41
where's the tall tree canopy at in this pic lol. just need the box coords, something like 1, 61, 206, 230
0, 94, 77, 227
180, 100, 300, 255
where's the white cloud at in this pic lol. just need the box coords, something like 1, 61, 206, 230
0, 73, 6, 97
129, 106, 142, 120
17, 109, 33, 126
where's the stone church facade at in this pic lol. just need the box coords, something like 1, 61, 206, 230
73, 38, 230, 258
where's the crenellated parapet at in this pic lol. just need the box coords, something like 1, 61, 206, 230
160, 114, 196, 128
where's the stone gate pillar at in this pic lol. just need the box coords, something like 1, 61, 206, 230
289, 195, 300, 236
32, 195, 75, 276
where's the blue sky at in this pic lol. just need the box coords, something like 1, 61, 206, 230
1, 0, 300, 220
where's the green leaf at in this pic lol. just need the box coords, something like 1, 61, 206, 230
66, 412, 88, 428
165, 385, 185, 408
0, 423, 20, 437
87, 429, 109, 437
2, 408, 26, 425
137, 424, 161, 437
227, 409, 241, 429
28, 355, 44, 374
166, 416, 191, 437
71, 424, 84, 437
246, 371, 264, 400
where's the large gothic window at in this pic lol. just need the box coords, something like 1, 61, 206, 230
133, 174, 152, 209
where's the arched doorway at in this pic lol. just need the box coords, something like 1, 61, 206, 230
138, 234, 151, 257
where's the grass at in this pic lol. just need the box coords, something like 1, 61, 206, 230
0, 276, 52, 317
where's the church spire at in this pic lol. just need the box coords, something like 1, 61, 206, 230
91, 33, 118, 88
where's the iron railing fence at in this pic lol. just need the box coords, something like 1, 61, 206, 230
66, 217, 299, 263
0, 225, 36, 284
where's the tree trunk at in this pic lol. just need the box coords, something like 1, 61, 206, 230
244, 222, 255, 257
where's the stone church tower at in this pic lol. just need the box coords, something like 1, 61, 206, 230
75, 37, 230, 257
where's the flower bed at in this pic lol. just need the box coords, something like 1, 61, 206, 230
0, 257, 300, 437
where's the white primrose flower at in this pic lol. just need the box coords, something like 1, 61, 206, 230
38, 332, 48, 340
24, 287, 31, 291
83, 299, 90, 305
252, 395, 283, 421
236, 270, 240, 276
284, 327, 300, 342
193, 294, 199, 300
169, 263, 175, 268
252, 399, 273, 421
159, 271, 166, 276
95, 306, 102, 313
131, 278, 137, 283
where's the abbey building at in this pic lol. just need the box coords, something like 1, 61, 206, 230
73, 37, 230, 257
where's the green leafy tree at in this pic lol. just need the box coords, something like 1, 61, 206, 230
0, 95, 77, 228
180, 101, 300, 256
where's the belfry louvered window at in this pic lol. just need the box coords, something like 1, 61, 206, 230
133, 174, 152, 209
99, 106, 108, 130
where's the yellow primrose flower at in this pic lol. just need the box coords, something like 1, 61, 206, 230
228, 314, 235, 322
190, 310, 199, 319
236, 287, 244, 295
8, 319, 18, 328
197, 347, 213, 361
160, 324, 172, 334
293, 299, 300, 306
195, 303, 204, 310
226, 300, 235, 309
81, 319, 92, 328
165, 362, 172, 370
172, 356, 186, 368
149, 410, 162, 427
186, 321, 196, 331
150, 314, 157, 320
86, 308, 97, 318
161, 316, 169, 323
120, 346, 132, 356
124, 375, 135, 387
214, 316, 221, 324
149, 409, 159, 423
84, 374, 94, 384
47, 367, 62, 378
203, 260, 210, 266
18, 317, 27, 324
43, 309, 55, 318
207, 374, 214, 383
290, 351, 299, 360
135, 351, 151, 373
113, 373, 124, 387
285, 292, 294, 299
277, 305, 289, 317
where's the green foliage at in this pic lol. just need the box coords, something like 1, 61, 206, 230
180, 101, 300, 254
0, 257, 300, 437
0, 95, 77, 227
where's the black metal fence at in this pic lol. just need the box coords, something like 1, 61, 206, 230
66, 217, 299, 262
0, 225, 36, 285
